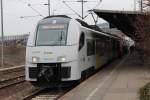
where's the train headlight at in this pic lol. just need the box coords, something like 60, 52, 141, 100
57, 56, 66, 62
32, 57, 39, 63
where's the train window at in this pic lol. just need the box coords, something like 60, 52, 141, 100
87, 39, 95, 56
79, 33, 85, 51
36, 24, 68, 46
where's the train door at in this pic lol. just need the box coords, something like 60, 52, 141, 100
86, 39, 95, 69
96, 36, 109, 67
95, 39, 101, 69
78, 33, 86, 71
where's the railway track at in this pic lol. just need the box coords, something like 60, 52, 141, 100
22, 88, 46, 100
0, 65, 67, 100
0, 65, 24, 74
31, 90, 67, 100
0, 65, 26, 89
22, 82, 79, 100
21, 62, 113, 100
23, 87, 71, 100
0, 75, 25, 89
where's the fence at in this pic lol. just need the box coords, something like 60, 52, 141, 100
0, 34, 29, 46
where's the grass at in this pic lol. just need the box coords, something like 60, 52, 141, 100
0, 45, 26, 68
140, 82, 150, 100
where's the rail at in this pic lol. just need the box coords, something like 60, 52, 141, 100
22, 88, 46, 100
0, 65, 25, 89
22, 82, 79, 100
0, 65, 24, 72
0, 75, 25, 89
22, 88, 69, 100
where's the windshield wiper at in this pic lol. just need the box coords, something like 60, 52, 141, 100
60, 30, 64, 46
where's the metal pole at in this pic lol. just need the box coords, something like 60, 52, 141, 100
134, 0, 136, 11
48, 0, 50, 16
82, 0, 83, 20
140, 0, 143, 12
0, 0, 4, 67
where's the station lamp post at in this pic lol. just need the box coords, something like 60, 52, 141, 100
0, 0, 4, 67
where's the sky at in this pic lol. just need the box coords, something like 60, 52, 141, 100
0, 0, 141, 35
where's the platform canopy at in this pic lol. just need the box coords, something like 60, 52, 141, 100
93, 9, 147, 38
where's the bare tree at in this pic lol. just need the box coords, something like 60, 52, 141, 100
134, 1, 150, 64
143, 0, 150, 10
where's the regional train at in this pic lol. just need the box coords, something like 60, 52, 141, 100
25, 15, 125, 87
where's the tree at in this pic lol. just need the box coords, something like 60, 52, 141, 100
133, 1, 150, 64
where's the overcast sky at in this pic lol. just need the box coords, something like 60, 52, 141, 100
0, 0, 140, 35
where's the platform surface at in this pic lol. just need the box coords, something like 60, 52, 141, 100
59, 54, 150, 100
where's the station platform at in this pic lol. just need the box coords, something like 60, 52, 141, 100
59, 54, 150, 100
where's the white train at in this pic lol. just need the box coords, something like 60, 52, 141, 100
25, 15, 123, 87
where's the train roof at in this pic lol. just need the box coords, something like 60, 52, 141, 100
41, 15, 121, 40
43, 15, 72, 20
76, 19, 121, 40
76, 19, 103, 32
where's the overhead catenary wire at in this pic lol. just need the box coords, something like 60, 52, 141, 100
18, 0, 44, 17
90, 12, 97, 24
62, 1, 82, 19
63, 0, 97, 2
81, 0, 102, 22
18, 0, 29, 4
62, 0, 102, 20
91, 0, 102, 10
20, 15, 42, 19
87, 0, 102, 24
27, 4, 44, 17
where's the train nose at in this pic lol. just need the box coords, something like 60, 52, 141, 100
38, 68, 53, 77
36, 63, 62, 83
37, 67, 54, 82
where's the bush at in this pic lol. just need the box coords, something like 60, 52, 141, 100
140, 82, 150, 100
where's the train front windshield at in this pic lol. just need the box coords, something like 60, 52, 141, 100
36, 24, 68, 46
